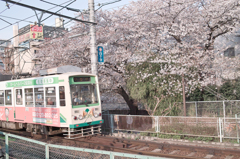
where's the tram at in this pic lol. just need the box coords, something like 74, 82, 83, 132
0, 66, 103, 139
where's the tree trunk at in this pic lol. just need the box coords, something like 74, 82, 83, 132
114, 86, 138, 115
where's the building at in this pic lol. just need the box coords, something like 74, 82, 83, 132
9, 18, 66, 77
0, 39, 11, 54
0, 39, 11, 70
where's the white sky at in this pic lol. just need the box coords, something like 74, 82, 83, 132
0, 0, 131, 40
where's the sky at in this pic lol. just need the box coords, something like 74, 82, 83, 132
0, 0, 131, 40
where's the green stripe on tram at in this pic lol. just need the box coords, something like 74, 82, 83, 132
72, 103, 99, 108
6, 77, 63, 88
70, 120, 104, 128
60, 113, 67, 123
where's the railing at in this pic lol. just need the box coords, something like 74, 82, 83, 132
0, 131, 166, 159
102, 114, 240, 143
183, 100, 240, 117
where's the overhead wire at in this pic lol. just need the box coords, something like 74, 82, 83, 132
102, 3, 129, 11
40, 0, 76, 22
95, 0, 111, 4
1, 0, 80, 75
0, 0, 73, 31
0, 0, 22, 15
0, 0, 76, 45
19, 15, 89, 74
0, 14, 34, 23
58, 0, 128, 28
1, 1, 84, 75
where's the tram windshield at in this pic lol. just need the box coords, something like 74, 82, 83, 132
70, 84, 98, 106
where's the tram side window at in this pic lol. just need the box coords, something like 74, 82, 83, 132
16, 89, 23, 105
5, 90, 12, 105
25, 88, 34, 107
35, 87, 44, 107
59, 86, 65, 106
45, 87, 56, 107
0, 90, 4, 106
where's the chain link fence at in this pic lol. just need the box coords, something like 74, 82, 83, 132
0, 132, 164, 159
110, 115, 219, 137
158, 116, 219, 137
222, 117, 240, 143
102, 114, 240, 143
8, 136, 45, 159
102, 110, 111, 134
0, 133, 5, 158
113, 115, 155, 132
181, 100, 240, 117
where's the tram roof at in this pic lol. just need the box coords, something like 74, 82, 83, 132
0, 72, 97, 83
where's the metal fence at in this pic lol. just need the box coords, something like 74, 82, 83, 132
102, 114, 240, 143
0, 131, 166, 159
181, 100, 240, 117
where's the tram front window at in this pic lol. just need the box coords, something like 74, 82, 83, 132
70, 84, 98, 106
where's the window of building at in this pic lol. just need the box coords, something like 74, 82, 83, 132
45, 87, 56, 107
59, 86, 65, 106
25, 88, 34, 107
35, 87, 44, 107
0, 90, 4, 106
16, 89, 23, 105
5, 90, 12, 105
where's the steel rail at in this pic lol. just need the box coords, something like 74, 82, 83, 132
1, 128, 240, 158
50, 136, 200, 159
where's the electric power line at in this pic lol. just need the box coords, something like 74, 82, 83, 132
0, 14, 34, 23
1, 12, 86, 75
0, 0, 79, 45
2, 0, 94, 24
0, 0, 73, 31
0, 0, 83, 74
0, 0, 22, 15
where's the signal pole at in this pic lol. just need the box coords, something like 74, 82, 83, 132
89, 0, 97, 75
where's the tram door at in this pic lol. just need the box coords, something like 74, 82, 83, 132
14, 88, 25, 121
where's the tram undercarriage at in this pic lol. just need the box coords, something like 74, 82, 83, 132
0, 121, 68, 135
63, 125, 101, 139
0, 121, 101, 138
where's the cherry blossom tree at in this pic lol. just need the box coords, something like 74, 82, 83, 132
35, 0, 240, 114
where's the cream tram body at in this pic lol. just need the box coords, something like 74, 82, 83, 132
0, 72, 103, 137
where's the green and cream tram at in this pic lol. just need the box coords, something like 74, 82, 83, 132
0, 66, 103, 139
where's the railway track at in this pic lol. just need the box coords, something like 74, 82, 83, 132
0, 128, 240, 159
47, 135, 240, 159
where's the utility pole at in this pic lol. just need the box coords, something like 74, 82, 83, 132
89, 0, 97, 75
182, 74, 186, 116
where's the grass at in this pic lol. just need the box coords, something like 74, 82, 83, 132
0, 136, 16, 141
144, 132, 218, 142
159, 123, 218, 136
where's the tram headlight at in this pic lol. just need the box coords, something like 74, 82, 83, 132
94, 113, 98, 118
79, 115, 83, 120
